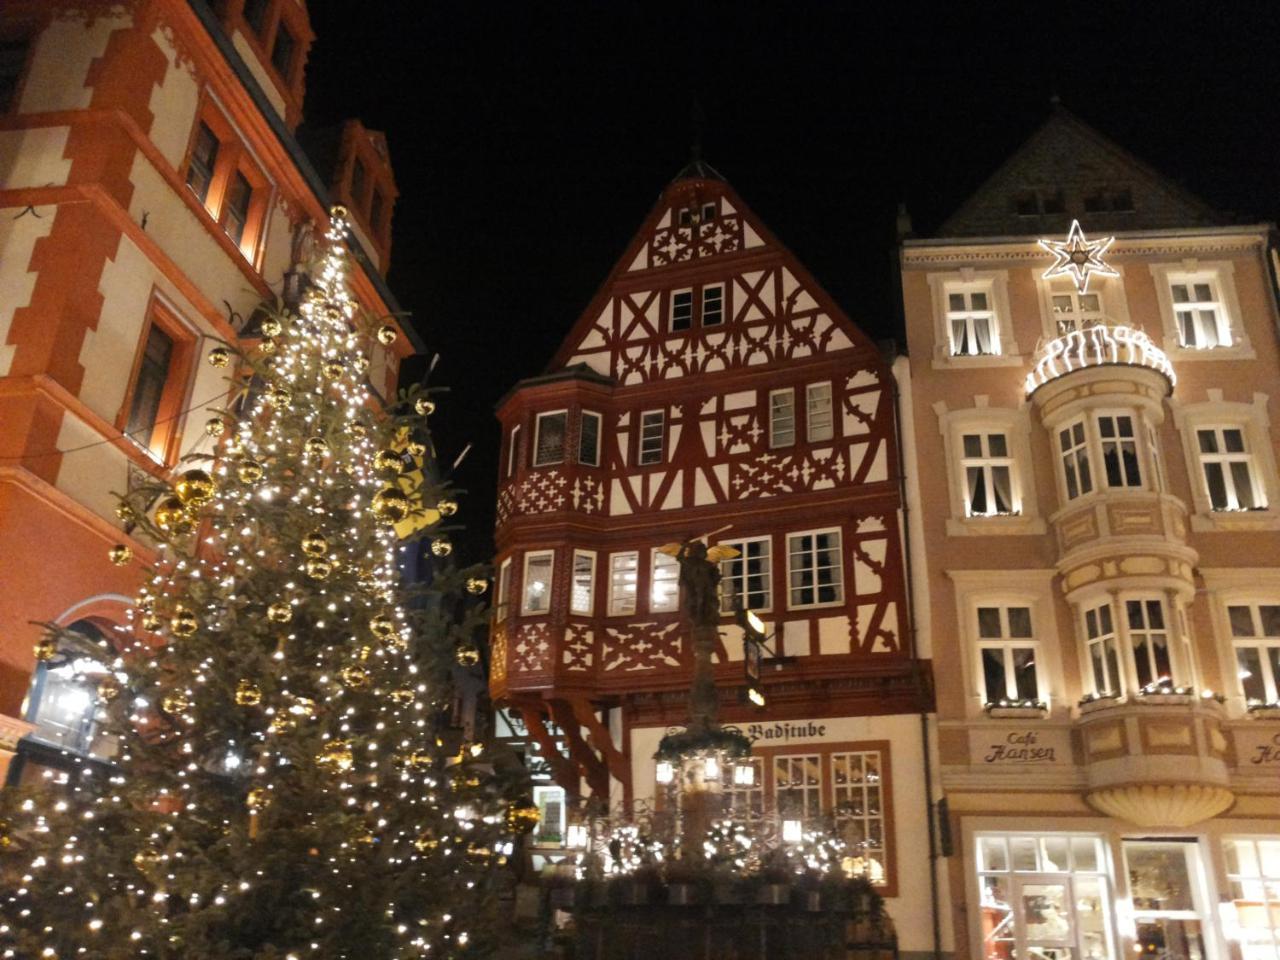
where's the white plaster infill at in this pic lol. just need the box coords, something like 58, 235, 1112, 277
1025, 322, 1175, 396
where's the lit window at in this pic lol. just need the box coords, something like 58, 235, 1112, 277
769, 389, 795, 448
1097, 414, 1142, 488
505, 424, 521, 478
1224, 836, 1280, 958
182, 106, 269, 263
976, 606, 1039, 705
787, 529, 843, 608
126, 324, 175, 448
671, 290, 693, 332
1050, 283, 1104, 335
532, 784, 566, 846
773, 754, 822, 818
723, 756, 763, 818
1228, 603, 1280, 706
1125, 598, 1171, 688
578, 411, 601, 466
1125, 841, 1212, 960
719, 537, 771, 614
1058, 420, 1093, 500
533, 411, 567, 466
25, 622, 117, 759
947, 288, 998, 356
123, 304, 193, 465
570, 550, 595, 616
495, 558, 512, 620
521, 551, 553, 615
831, 751, 887, 886
185, 122, 220, 205
650, 550, 679, 613
607, 551, 638, 616
806, 382, 834, 443
1197, 427, 1264, 511
702, 285, 723, 326
961, 433, 1017, 516
270, 19, 295, 76
221, 170, 254, 245
1171, 279, 1231, 348
638, 410, 664, 465
1083, 602, 1121, 696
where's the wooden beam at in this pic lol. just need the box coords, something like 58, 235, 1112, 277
569, 698, 631, 795
548, 700, 610, 799
518, 704, 580, 800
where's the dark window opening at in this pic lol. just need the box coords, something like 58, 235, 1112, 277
223, 171, 253, 245
185, 122, 219, 203
242, 0, 270, 35
671, 290, 693, 332
0, 32, 32, 113
270, 21, 295, 77
1014, 191, 1039, 216
370, 189, 385, 232
127, 324, 175, 443
701, 202, 716, 222
351, 157, 367, 203
1040, 189, 1066, 215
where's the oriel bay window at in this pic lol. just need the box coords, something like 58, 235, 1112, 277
650, 550, 679, 613
1057, 411, 1155, 502
578, 411, 602, 466
608, 551, 638, 616
1097, 414, 1141, 488
787, 529, 843, 608
718, 537, 772, 614
521, 551, 553, 615
1228, 603, 1280, 707
1081, 596, 1187, 698
533, 410, 567, 466
976, 605, 1040, 706
1059, 420, 1093, 500
570, 550, 596, 616
1125, 598, 1172, 689
1083, 602, 1122, 697
962, 432, 1017, 516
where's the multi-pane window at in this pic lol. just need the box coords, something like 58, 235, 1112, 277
961, 433, 1017, 516
638, 410, 665, 465
723, 757, 763, 818
769, 389, 795, 447
1224, 837, 1280, 960
570, 550, 596, 616
126, 324, 175, 448
946, 288, 998, 356
579, 411, 602, 466
1059, 420, 1093, 500
671, 290, 693, 331
186, 122, 220, 204
1126, 598, 1171, 688
26, 623, 117, 759
532, 784, 566, 847
533, 411, 567, 466
1171, 279, 1231, 348
1125, 840, 1212, 960
1228, 603, 1280, 706
719, 537, 772, 614
976, 606, 1039, 705
1197, 427, 1264, 511
650, 550, 679, 613
521, 551, 553, 615
787, 530, 843, 608
773, 754, 822, 818
495, 559, 513, 620
607, 551, 638, 616
806, 382, 834, 443
1051, 285, 1104, 335
831, 751, 886, 881
1098, 414, 1142, 488
222, 170, 254, 245
702, 285, 724, 326
506, 424, 521, 478
1084, 602, 1122, 696
976, 834, 1113, 960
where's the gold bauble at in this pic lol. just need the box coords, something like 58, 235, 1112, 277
430, 538, 452, 557
437, 499, 459, 517
33, 637, 58, 662
413, 832, 438, 852
133, 846, 162, 870
373, 449, 403, 474
246, 787, 271, 811
155, 496, 195, 534
136, 592, 155, 611
465, 577, 488, 596
268, 714, 295, 734
404, 750, 432, 770
370, 487, 411, 524
305, 558, 332, 580
383, 635, 408, 654
175, 469, 216, 506
208, 346, 232, 368
267, 388, 291, 409
258, 337, 276, 355
329, 204, 349, 221
301, 531, 329, 557
317, 739, 354, 772
97, 675, 122, 701
108, 543, 133, 566
170, 607, 198, 637
506, 802, 541, 835
115, 503, 135, 522
266, 601, 292, 624
322, 360, 344, 379
289, 696, 316, 718
260, 317, 283, 338
161, 691, 191, 714
350, 422, 369, 439
414, 397, 436, 416
454, 641, 481, 667
356, 571, 381, 596
376, 324, 397, 345
339, 665, 370, 689
237, 459, 264, 483
304, 437, 329, 458
140, 612, 162, 632
352, 354, 370, 374
356, 644, 373, 661
234, 679, 261, 707
406, 440, 426, 458
204, 416, 227, 438
389, 688, 415, 705
369, 615, 396, 641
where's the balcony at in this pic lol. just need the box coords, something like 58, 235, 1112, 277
1025, 322, 1175, 398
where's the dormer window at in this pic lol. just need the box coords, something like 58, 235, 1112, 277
1013, 189, 1065, 217
1084, 187, 1134, 213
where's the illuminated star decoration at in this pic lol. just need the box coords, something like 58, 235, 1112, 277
1038, 219, 1119, 293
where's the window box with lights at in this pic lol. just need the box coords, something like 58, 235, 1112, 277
1246, 703, 1280, 720
984, 701, 1048, 720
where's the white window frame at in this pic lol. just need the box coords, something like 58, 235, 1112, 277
1095, 412, 1143, 490
1121, 596, 1174, 690
769, 388, 795, 448
638, 410, 664, 465
495, 557, 513, 621
945, 286, 1000, 357
1195, 425, 1266, 512
1225, 601, 1280, 707
506, 424, 521, 478
974, 604, 1042, 707
578, 410, 602, 467
1057, 418, 1094, 502
1082, 600, 1122, 697
936, 403, 1044, 537
960, 431, 1018, 518
650, 550, 679, 613
1223, 835, 1280, 957
773, 753, 822, 818
570, 549, 596, 616
532, 410, 568, 467
701, 284, 724, 326
670, 288, 693, 332
718, 536, 773, 614
520, 550, 554, 616
806, 382, 834, 443
927, 270, 1020, 369
1149, 260, 1252, 360
1034, 269, 1131, 342
607, 550, 639, 617
531, 784, 567, 847
786, 528, 844, 609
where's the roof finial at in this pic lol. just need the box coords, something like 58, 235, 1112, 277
690, 98, 705, 163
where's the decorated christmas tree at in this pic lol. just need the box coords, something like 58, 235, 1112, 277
0, 208, 524, 959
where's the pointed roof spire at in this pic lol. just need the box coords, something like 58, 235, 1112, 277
672, 98, 726, 183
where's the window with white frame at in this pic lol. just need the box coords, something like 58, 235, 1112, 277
1097, 414, 1142, 489
1147, 423, 1165, 492
607, 551, 638, 616
1083, 602, 1122, 696
769, 389, 795, 447
773, 754, 822, 818
1228, 603, 1280, 707
1125, 598, 1172, 689
532, 784, 566, 846
638, 410, 664, 465
946, 287, 999, 356
495, 558, 513, 620
570, 550, 596, 616
806, 382, 834, 443
1050, 282, 1104, 335
671, 289, 693, 332
506, 424, 521, 478
1224, 836, 1280, 960
831, 750, 887, 884
787, 529, 843, 607
521, 551, 554, 615
1170, 277, 1232, 349
650, 550, 679, 613
702, 285, 723, 326
1125, 840, 1212, 960
961, 433, 1018, 516
723, 756, 763, 818
533, 411, 567, 466
718, 537, 772, 614
975, 834, 1114, 960
1058, 420, 1094, 501
579, 411, 602, 467
1197, 427, 1265, 511
976, 605, 1039, 705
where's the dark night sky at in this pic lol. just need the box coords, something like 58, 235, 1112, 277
301, 1, 1280, 564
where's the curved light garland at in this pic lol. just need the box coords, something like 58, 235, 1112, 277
1025, 323, 1176, 395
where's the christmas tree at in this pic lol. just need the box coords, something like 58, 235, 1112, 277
0, 208, 524, 959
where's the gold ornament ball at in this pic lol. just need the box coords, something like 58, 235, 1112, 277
454, 641, 481, 667
133, 847, 162, 870
339, 665, 370, 689
373, 449, 403, 474
389, 688, 415, 705
266, 601, 292, 624
352, 353, 370, 373
329, 204, 349, 221
108, 543, 133, 566
376, 323, 397, 345
33, 637, 58, 662
317, 739, 354, 772
437, 499, 459, 517
175, 469, 216, 506
260, 317, 283, 338
369, 614, 396, 641
161, 691, 191, 714
204, 416, 227, 438
304, 436, 329, 458
301, 531, 329, 557
414, 397, 436, 416
465, 577, 488, 596
170, 607, 199, 638
506, 802, 541, 836
234, 679, 262, 707
430, 537, 453, 557
208, 346, 232, 368
97, 675, 122, 702
406, 440, 426, 458
155, 496, 195, 534
267, 387, 291, 409
371, 487, 411, 524
305, 558, 332, 580
268, 714, 295, 734
413, 832, 438, 852
258, 337, 277, 355
350, 422, 369, 439
115, 502, 135, 522
246, 787, 271, 811
140, 612, 162, 632
322, 360, 344, 380
237, 458, 265, 484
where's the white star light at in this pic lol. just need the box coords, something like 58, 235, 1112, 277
1039, 219, 1118, 293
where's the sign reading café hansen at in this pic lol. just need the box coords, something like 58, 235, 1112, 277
968, 727, 1071, 766
1235, 728, 1280, 766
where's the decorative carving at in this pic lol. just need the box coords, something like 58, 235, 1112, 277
602, 622, 682, 672
563, 625, 594, 671
511, 622, 551, 673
